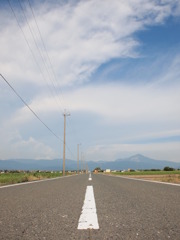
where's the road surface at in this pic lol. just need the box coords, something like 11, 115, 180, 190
0, 174, 179, 239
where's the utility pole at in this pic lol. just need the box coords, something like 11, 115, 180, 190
83, 157, 86, 173
63, 110, 70, 176
81, 152, 85, 173
77, 144, 81, 174
81, 152, 83, 173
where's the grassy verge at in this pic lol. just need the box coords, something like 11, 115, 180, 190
106, 170, 180, 184
110, 170, 180, 175
0, 171, 73, 186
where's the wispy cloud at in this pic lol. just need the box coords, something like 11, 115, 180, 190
1, 0, 179, 87
0, 0, 180, 161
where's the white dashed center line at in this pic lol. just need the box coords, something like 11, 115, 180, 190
78, 186, 99, 230
89, 173, 92, 181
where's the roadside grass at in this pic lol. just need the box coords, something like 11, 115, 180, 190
0, 173, 29, 185
0, 171, 68, 186
110, 170, 180, 175
108, 170, 180, 184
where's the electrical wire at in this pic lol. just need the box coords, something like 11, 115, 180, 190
1, 73, 77, 160
7, 0, 56, 105
0, 74, 61, 141
26, 0, 65, 109
25, 0, 81, 159
6, 0, 80, 160
25, 0, 79, 144
17, 0, 64, 115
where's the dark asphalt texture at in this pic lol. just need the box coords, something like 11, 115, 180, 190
0, 174, 180, 240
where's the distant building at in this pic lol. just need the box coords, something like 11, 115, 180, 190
105, 169, 111, 173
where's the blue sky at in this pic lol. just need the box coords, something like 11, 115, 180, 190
0, 0, 180, 163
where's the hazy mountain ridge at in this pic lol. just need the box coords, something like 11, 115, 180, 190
0, 154, 179, 171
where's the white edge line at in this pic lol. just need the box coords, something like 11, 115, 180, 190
103, 174, 180, 186
0, 174, 79, 189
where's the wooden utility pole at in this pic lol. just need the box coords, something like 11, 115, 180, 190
81, 152, 83, 173
63, 110, 70, 176
77, 144, 81, 174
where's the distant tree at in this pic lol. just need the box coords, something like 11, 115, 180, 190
93, 167, 102, 172
163, 166, 174, 171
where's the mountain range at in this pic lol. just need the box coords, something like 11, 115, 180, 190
0, 154, 180, 171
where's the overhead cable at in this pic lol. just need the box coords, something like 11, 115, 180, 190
0, 74, 61, 141
27, 0, 65, 108
8, 0, 63, 116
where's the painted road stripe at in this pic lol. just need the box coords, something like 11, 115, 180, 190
0, 174, 78, 189
89, 173, 92, 181
78, 186, 99, 230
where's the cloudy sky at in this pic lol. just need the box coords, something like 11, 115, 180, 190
0, 0, 180, 163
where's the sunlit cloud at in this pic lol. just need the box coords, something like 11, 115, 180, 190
86, 142, 180, 162
0, 0, 180, 161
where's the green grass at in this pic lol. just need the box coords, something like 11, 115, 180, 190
110, 170, 180, 175
0, 171, 65, 186
0, 173, 29, 185
32, 171, 63, 179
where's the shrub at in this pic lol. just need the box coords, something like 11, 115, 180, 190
163, 166, 174, 171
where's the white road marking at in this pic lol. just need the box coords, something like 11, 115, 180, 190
78, 186, 99, 230
104, 174, 180, 186
89, 173, 92, 181
0, 174, 78, 189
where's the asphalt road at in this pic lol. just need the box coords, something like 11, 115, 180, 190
0, 174, 180, 240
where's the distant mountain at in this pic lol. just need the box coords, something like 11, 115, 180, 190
0, 154, 180, 171
114, 154, 180, 170
87, 154, 180, 170
0, 159, 77, 171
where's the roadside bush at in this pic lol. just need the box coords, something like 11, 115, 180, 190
163, 166, 174, 171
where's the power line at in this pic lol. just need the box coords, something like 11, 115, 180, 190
1, 73, 76, 160
0, 74, 61, 141
6, 1, 78, 160
25, 1, 77, 160
7, 0, 63, 117
25, 0, 79, 147
17, 0, 64, 115
26, 0, 65, 108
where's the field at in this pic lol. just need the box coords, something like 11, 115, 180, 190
0, 171, 72, 186
108, 170, 180, 184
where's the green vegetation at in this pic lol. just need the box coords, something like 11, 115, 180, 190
110, 170, 180, 175
0, 171, 68, 186
107, 170, 180, 184
163, 166, 175, 171
0, 172, 29, 185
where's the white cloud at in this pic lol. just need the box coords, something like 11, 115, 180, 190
0, 128, 57, 160
1, 0, 179, 88
64, 83, 180, 126
1, 0, 180, 161
3, 78, 179, 148
86, 142, 180, 162
7, 79, 180, 127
